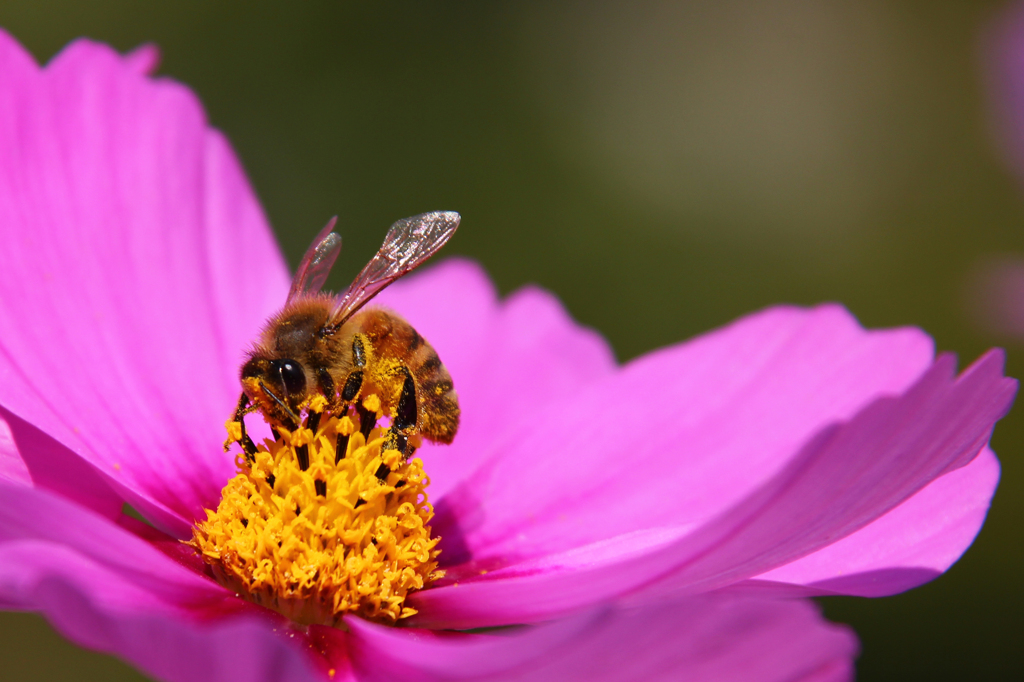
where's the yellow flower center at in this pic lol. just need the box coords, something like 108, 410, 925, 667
190, 394, 442, 626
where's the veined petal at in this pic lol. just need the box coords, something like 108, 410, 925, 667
411, 328, 1014, 628
739, 446, 1000, 597
345, 595, 856, 682
0, 542, 320, 682
0, 407, 124, 522
0, 30, 288, 535
623, 351, 1014, 599
0, 413, 30, 486
0, 481, 324, 682
0, 482, 223, 599
429, 305, 934, 570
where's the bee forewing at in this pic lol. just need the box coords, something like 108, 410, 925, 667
330, 211, 460, 324
285, 216, 343, 304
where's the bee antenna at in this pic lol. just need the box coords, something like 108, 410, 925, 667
259, 383, 301, 427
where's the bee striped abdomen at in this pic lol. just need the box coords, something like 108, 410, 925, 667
410, 345, 459, 444
350, 308, 460, 445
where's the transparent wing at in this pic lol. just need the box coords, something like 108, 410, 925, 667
286, 216, 342, 304
330, 211, 460, 324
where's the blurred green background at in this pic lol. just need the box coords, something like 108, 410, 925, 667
2, 0, 1023, 679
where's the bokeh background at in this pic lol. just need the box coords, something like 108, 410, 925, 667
2, 0, 1023, 679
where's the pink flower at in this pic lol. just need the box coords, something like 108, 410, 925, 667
0, 30, 1015, 682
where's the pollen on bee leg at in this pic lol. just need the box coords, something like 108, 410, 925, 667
190, 391, 443, 627
224, 419, 243, 444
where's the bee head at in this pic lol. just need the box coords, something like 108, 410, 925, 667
241, 356, 308, 429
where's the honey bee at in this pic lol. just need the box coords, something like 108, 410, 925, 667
230, 211, 461, 463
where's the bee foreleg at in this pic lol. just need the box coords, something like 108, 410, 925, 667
316, 367, 337, 408
337, 335, 369, 409
229, 393, 258, 462
341, 371, 363, 402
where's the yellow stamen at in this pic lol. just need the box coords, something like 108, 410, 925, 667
362, 393, 381, 413
191, 398, 441, 626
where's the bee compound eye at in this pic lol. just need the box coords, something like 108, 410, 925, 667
272, 359, 307, 398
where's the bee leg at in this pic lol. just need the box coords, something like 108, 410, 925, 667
297, 402, 322, 471
352, 335, 368, 368
339, 335, 368, 404
340, 367, 372, 439
230, 393, 258, 462
342, 370, 363, 403
316, 367, 337, 411
382, 427, 408, 463
394, 368, 417, 432
347, 334, 380, 442
384, 369, 416, 459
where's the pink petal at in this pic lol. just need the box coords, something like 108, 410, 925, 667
740, 446, 1000, 597
0, 482, 224, 600
0, 542, 321, 682
410, 326, 1013, 627
375, 258, 616, 498
0, 31, 289, 536
0, 482, 856, 682
0, 406, 123, 522
623, 350, 1013, 600
0, 481, 324, 682
431, 305, 933, 568
122, 44, 160, 76
0, 413, 31, 486
345, 595, 856, 682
